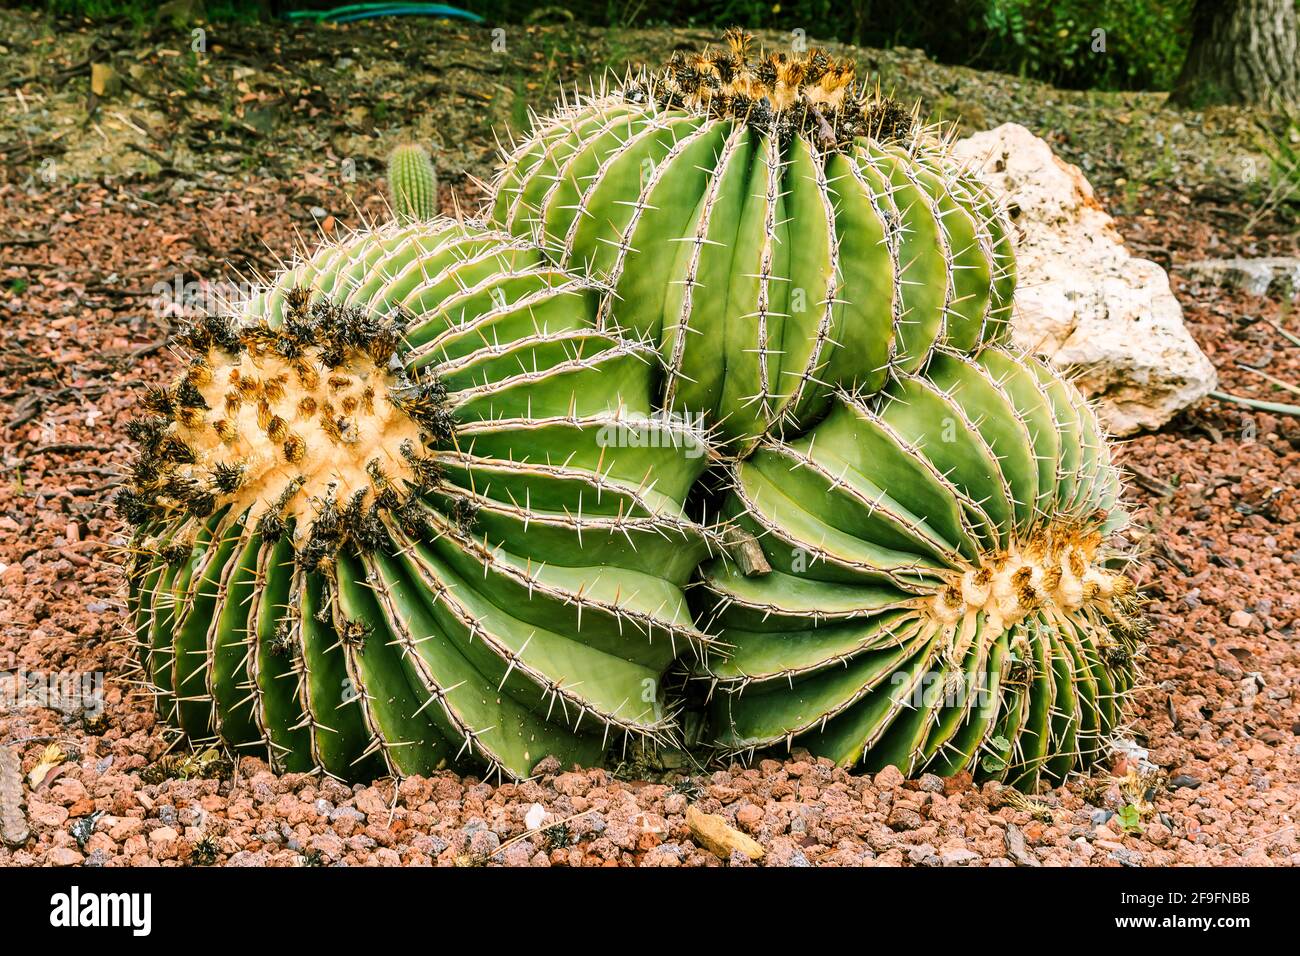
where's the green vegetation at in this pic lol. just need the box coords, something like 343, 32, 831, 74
27, 0, 1195, 92
39, 0, 268, 26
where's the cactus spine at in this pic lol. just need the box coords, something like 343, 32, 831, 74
695, 347, 1144, 787
120, 220, 716, 782
488, 30, 1016, 451
387, 143, 439, 223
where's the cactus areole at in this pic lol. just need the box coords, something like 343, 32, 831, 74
120, 221, 716, 783
489, 30, 1017, 451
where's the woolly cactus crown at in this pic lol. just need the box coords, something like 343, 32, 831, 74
634, 28, 918, 149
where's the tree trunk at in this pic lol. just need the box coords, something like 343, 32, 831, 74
1169, 0, 1299, 108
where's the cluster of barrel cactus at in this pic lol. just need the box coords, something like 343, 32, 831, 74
119, 31, 1143, 789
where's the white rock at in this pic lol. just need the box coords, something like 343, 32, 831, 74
524, 802, 548, 831
1178, 257, 1300, 300
952, 122, 1217, 434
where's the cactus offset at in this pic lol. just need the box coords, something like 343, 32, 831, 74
488, 30, 1016, 451
119, 220, 716, 782
387, 143, 439, 223
695, 347, 1145, 789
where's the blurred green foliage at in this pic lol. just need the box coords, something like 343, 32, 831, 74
962, 0, 1193, 91
477, 0, 1195, 91
25, 0, 1195, 92
38, 0, 270, 25
1261, 111, 1300, 205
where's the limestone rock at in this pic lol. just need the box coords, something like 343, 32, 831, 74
1178, 257, 1300, 300
952, 122, 1217, 434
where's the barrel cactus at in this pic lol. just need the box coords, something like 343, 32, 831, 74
118, 219, 716, 782
387, 143, 439, 223
488, 29, 1016, 450
693, 347, 1145, 788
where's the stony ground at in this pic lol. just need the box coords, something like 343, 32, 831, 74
0, 10, 1297, 867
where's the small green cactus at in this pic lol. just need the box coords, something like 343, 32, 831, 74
694, 347, 1145, 789
488, 30, 1016, 450
387, 143, 439, 223
119, 220, 716, 782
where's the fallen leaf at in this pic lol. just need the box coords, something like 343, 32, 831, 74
27, 742, 66, 789
91, 62, 119, 98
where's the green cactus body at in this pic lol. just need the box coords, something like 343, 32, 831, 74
695, 346, 1144, 789
488, 31, 1016, 451
387, 143, 439, 223
120, 220, 716, 782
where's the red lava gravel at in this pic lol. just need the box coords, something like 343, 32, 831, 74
1, 159, 1297, 867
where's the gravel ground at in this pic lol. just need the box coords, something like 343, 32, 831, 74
1, 14, 1297, 869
